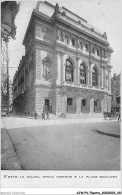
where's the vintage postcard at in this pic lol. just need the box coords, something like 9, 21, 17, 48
1, 0, 121, 194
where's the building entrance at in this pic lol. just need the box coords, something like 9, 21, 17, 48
67, 98, 76, 113
45, 99, 50, 112
44, 99, 52, 113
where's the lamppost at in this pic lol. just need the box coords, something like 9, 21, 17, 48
1, 1, 20, 113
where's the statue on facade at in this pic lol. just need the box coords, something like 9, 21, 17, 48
103, 32, 107, 39
52, 3, 60, 18
55, 3, 59, 14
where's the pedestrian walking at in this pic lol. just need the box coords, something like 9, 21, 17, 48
118, 112, 120, 121
46, 111, 49, 120
34, 111, 38, 120
42, 110, 45, 120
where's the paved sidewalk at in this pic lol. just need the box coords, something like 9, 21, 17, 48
1, 116, 117, 129
1, 116, 120, 137
1, 126, 22, 170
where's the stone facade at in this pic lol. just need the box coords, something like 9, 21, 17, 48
13, 1, 113, 116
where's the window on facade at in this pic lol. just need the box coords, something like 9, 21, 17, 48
65, 59, 73, 82
85, 44, 89, 52
67, 98, 72, 105
82, 99, 86, 106
80, 64, 86, 84
79, 42, 83, 49
94, 99, 97, 106
65, 35, 69, 44
92, 47, 95, 54
102, 49, 106, 58
116, 97, 120, 104
97, 49, 100, 56
92, 67, 97, 86
71, 38, 75, 46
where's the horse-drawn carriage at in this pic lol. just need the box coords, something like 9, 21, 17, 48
103, 112, 117, 120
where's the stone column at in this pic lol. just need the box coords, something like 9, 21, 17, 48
76, 57, 80, 84
108, 53, 111, 64
98, 71, 101, 89
82, 41, 86, 52
69, 33, 72, 46
56, 52, 61, 82
74, 65, 76, 83
89, 63, 92, 86
103, 67, 106, 89
95, 46, 97, 57
61, 52, 65, 82
87, 65, 89, 86
76, 96, 81, 113
108, 70, 111, 92
90, 98, 94, 113
101, 66, 103, 88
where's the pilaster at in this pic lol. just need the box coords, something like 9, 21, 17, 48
103, 67, 106, 89
61, 52, 65, 82
76, 57, 80, 84
76, 96, 81, 114
74, 65, 76, 83
100, 66, 103, 88
56, 51, 61, 82
89, 62, 92, 86
108, 70, 111, 92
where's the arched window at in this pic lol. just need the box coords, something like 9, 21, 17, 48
65, 59, 73, 82
92, 67, 98, 86
82, 99, 86, 106
80, 64, 86, 84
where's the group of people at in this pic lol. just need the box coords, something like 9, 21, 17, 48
42, 110, 49, 120
103, 109, 121, 121
111, 109, 121, 121
34, 110, 49, 120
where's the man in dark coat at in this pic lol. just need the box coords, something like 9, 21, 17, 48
34, 111, 38, 120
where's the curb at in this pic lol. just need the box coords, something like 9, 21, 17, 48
1, 127, 22, 170
94, 129, 120, 138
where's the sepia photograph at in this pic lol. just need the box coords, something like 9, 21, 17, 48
1, 0, 121, 192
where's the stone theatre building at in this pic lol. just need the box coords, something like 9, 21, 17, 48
13, 1, 113, 116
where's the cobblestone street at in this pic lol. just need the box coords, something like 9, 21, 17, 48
1, 117, 120, 170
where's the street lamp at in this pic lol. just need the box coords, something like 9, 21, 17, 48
1, 1, 20, 40
1, 1, 20, 113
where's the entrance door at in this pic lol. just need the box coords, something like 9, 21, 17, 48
67, 98, 76, 113
45, 99, 50, 112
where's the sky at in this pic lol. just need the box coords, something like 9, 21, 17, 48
8, 0, 122, 80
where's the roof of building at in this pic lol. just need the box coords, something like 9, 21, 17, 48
23, 1, 109, 46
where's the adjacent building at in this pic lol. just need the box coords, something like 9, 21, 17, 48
1, 1, 19, 112
13, 1, 113, 117
111, 73, 121, 113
